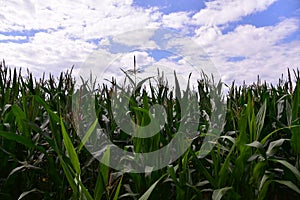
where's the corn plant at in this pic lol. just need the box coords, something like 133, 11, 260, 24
0, 59, 300, 200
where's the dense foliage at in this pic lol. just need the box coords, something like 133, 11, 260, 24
0, 60, 299, 200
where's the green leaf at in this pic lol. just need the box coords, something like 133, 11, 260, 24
11, 105, 30, 137
94, 169, 107, 200
75, 176, 94, 200
255, 100, 267, 140
220, 135, 236, 144
270, 159, 300, 182
58, 155, 79, 196
100, 145, 110, 184
8, 162, 40, 178
8, 165, 26, 178
138, 174, 167, 200
167, 165, 180, 185
136, 76, 155, 91
78, 118, 98, 152
246, 141, 263, 149
191, 150, 215, 187
218, 141, 236, 187
174, 71, 181, 99
212, 187, 232, 200
120, 68, 135, 87
60, 117, 81, 174
286, 101, 292, 126
251, 161, 267, 186
291, 82, 300, 154
11, 104, 26, 119
113, 175, 123, 200
259, 174, 269, 191
292, 81, 300, 122
261, 125, 300, 145
0, 131, 35, 148
266, 139, 288, 157
94, 146, 111, 200
33, 95, 60, 121
258, 175, 272, 200
18, 188, 43, 200
274, 180, 300, 194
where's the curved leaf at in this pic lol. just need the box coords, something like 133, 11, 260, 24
0, 131, 35, 148
18, 188, 43, 200
271, 159, 300, 182
138, 174, 167, 200
212, 187, 232, 200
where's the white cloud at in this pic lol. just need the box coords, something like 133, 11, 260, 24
0, 0, 163, 77
192, 0, 277, 26
195, 25, 222, 46
0, 0, 298, 88
193, 18, 300, 84
111, 29, 158, 48
0, 30, 96, 76
0, 0, 161, 39
203, 18, 299, 57
164, 35, 220, 81
0, 35, 27, 41
162, 12, 191, 29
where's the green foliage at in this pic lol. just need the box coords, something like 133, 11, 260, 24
0, 60, 299, 199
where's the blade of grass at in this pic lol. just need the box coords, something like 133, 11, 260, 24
138, 174, 167, 200
17, 188, 43, 200
77, 118, 98, 152
274, 180, 300, 194
291, 81, 300, 155
58, 155, 79, 197
0, 131, 35, 148
270, 159, 300, 182
60, 117, 81, 174
212, 187, 232, 200
113, 175, 123, 200
256, 100, 267, 140
94, 146, 111, 200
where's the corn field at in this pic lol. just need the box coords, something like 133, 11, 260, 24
0, 60, 299, 200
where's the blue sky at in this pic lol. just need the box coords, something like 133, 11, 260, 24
0, 0, 299, 85
133, 0, 205, 13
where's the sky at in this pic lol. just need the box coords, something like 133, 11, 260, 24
0, 0, 300, 86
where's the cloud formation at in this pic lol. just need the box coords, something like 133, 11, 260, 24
0, 0, 299, 86
192, 0, 277, 26
194, 18, 300, 84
